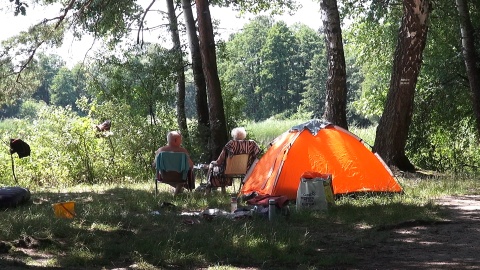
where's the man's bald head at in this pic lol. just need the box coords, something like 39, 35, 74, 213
167, 131, 182, 147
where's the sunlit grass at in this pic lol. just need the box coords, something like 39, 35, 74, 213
1, 176, 479, 269
245, 118, 308, 146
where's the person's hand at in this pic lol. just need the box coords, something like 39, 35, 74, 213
209, 161, 217, 169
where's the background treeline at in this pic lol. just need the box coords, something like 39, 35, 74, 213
1, 1, 480, 187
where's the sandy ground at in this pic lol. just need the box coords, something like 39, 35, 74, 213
350, 195, 480, 270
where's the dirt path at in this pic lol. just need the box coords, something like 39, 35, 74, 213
351, 195, 480, 270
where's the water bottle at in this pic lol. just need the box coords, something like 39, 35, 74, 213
268, 199, 276, 221
230, 196, 238, 213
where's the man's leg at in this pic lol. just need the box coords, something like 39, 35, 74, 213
174, 184, 184, 196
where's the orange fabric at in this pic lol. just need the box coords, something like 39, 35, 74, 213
240, 126, 403, 200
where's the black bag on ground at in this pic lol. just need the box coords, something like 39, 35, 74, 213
0, 187, 31, 208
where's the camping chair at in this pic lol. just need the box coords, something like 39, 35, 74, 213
155, 151, 191, 196
223, 153, 249, 193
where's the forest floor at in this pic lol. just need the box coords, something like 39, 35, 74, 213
349, 194, 480, 270
1, 193, 480, 269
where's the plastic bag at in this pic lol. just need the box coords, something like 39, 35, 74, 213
296, 175, 333, 211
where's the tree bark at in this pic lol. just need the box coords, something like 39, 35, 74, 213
166, 0, 189, 139
373, 0, 431, 172
195, 0, 228, 158
320, 0, 348, 130
456, 0, 480, 137
182, 0, 211, 157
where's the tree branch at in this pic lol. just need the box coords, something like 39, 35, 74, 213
138, 0, 157, 47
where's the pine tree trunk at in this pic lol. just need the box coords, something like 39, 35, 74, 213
373, 0, 431, 172
166, 0, 188, 139
195, 0, 228, 158
182, 0, 210, 158
456, 0, 480, 137
320, 0, 348, 129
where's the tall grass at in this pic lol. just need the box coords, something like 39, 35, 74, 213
245, 118, 307, 146
247, 119, 376, 148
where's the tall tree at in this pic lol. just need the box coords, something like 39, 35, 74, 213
456, 0, 480, 137
182, 0, 210, 156
259, 21, 297, 118
166, 0, 189, 139
195, 0, 228, 158
50, 65, 88, 110
320, 0, 348, 129
33, 53, 65, 104
218, 16, 273, 121
373, 0, 431, 172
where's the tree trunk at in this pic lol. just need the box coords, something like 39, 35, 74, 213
166, 0, 189, 140
195, 0, 228, 158
182, 0, 211, 158
373, 0, 431, 172
456, 0, 480, 137
320, 0, 348, 130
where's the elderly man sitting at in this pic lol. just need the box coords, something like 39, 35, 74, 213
153, 131, 194, 195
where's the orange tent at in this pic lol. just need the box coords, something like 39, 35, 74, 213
240, 120, 403, 200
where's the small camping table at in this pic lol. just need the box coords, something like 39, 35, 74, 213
194, 164, 209, 185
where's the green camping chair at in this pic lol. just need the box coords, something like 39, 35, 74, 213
155, 151, 191, 196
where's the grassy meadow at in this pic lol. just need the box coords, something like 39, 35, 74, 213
1, 120, 479, 269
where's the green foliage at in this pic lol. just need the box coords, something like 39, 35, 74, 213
33, 53, 65, 103
11, 0, 28, 16
72, 0, 143, 45
342, 0, 480, 172
88, 44, 177, 119
218, 16, 326, 121
0, 50, 41, 106
302, 53, 327, 118
50, 65, 88, 110
405, 0, 480, 173
1, 20, 64, 74
344, 18, 398, 119
218, 16, 274, 121
0, 100, 179, 187
18, 99, 47, 119
214, 0, 300, 15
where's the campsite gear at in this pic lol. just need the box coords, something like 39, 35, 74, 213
95, 120, 111, 132
207, 161, 233, 187
8, 138, 31, 184
230, 196, 238, 213
52, 201, 76, 219
0, 187, 31, 208
224, 153, 249, 192
10, 139, 30, 158
296, 172, 334, 211
268, 199, 276, 221
194, 164, 209, 184
246, 195, 289, 208
240, 119, 403, 200
296, 177, 328, 211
